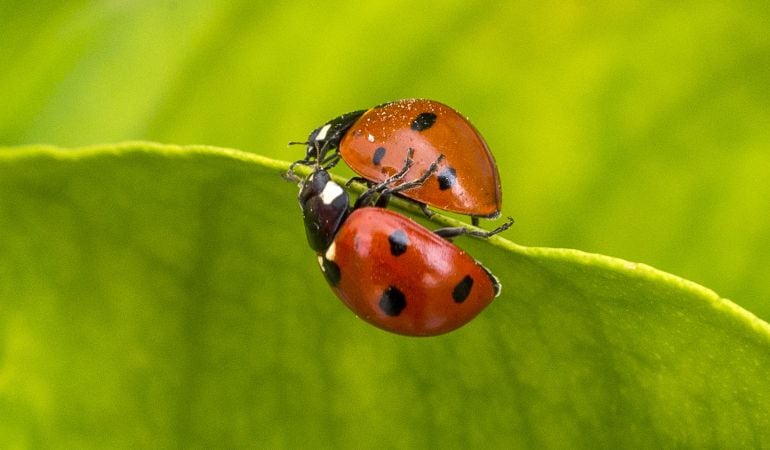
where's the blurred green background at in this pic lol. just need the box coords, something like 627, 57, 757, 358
3, 1, 770, 447
3, 1, 768, 319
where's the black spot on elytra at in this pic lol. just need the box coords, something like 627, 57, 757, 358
388, 230, 409, 256
452, 275, 474, 303
437, 167, 457, 190
321, 258, 341, 287
411, 112, 437, 131
372, 146, 386, 166
379, 286, 406, 316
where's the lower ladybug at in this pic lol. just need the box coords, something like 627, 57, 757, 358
296, 154, 510, 337
293, 99, 502, 225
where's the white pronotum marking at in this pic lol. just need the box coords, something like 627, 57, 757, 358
317, 255, 325, 270
316, 124, 332, 141
319, 181, 344, 205
325, 241, 337, 261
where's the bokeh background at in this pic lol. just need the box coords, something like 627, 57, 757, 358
3, 1, 768, 319
3, 1, 770, 447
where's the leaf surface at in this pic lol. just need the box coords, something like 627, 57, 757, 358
1, 143, 769, 448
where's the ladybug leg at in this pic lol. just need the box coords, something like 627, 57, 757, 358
378, 147, 418, 185
434, 217, 514, 240
281, 168, 301, 183
288, 144, 341, 176
287, 158, 313, 174
418, 202, 435, 219
320, 151, 341, 169
315, 138, 335, 167
373, 194, 433, 217
288, 138, 322, 166
379, 153, 446, 197
355, 148, 418, 208
344, 176, 371, 188
357, 150, 446, 209
374, 194, 391, 208
471, 216, 480, 227
286, 159, 310, 181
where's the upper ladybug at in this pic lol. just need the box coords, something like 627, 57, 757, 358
296, 99, 503, 222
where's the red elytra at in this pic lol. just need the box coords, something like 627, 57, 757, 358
320, 207, 500, 336
303, 99, 503, 219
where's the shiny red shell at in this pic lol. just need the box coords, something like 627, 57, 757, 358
339, 99, 502, 218
319, 207, 500, 336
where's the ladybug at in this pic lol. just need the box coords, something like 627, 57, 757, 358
294, 99, 502, 225
296, 154, 508, 337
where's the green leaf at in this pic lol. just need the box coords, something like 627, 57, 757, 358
1, 142, 769, 448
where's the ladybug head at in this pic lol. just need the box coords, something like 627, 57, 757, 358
301, 109, 366, 169
298, 168, 350, 252
290, 128, 338, 171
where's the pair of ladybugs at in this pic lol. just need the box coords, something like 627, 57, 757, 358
291, 99, 511, 337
